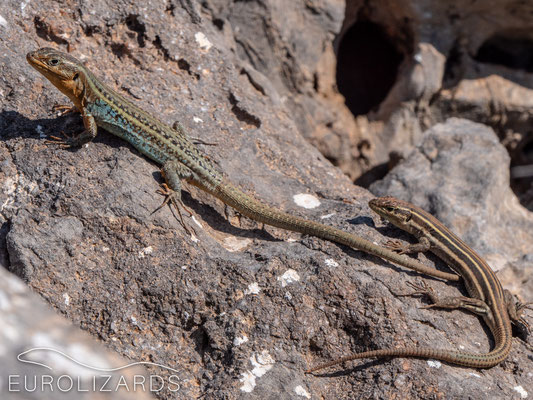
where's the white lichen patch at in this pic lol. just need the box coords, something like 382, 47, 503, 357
35, 124, 45, 138
195, 32, 213, 50
277, 269, 300, 287
294, 385, 311, 398
513, 385, 528, 399
239, 350, 275, 393
138, 246, 153, 258
293, 193, 321, 209
21, 0, 31, 14
2, 174, 38, 212
324, 259, 338, 268
426, 360, 441, 368
245, 282, 261, 295
63, 293, 70, 306
233, 335, 249, 346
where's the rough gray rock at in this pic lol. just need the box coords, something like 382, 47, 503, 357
0, 1, 531, 399
371, 118, 533, 302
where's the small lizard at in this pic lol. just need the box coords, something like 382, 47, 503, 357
26, 47, 459, 281
308, 196, 531, 372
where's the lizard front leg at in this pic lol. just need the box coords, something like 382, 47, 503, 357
385, 236, 432, 255
46, 109, 98, 148
504, 289, 532, 332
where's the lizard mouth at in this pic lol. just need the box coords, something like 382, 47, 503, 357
26, 51, 72, 88
26, 52, 50, 74
26, 51, 40, 65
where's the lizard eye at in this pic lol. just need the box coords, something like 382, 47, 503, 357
49, 58, 60, 66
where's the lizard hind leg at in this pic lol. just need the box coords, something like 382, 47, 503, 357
153, 161, 197, 236
402, 280, 492, 317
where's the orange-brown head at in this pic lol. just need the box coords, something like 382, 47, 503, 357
26, 47, 87, 110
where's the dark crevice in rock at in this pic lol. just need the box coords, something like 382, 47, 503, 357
336, 20, 403, 116
212, 18, 225, 31
109, 42, 141, 66
153, 35, 170, 61
33, 16, 69, 46
240, 68, 266, 95
475, 31, 533, 73
176, 58, 200, 80
228, 93, 261, 128
165, 0, 176, 16
510, 133, 533, 205
177, 58, 191, 73
354, 162, 389, 188
0, 221, 10, 270
125, 14, 147, 48
520, 138, 533, 162
191, 326, 210, 357
443, 38, 466, 88
83, 24, 102, 37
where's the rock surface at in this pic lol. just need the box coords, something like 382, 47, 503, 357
0, 268, 154, 399
0, 1, 532, 400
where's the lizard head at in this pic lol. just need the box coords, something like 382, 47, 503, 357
27, 47, 86, 108
368, 196, 414, 228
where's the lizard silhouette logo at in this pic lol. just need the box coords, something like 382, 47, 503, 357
9, 347, 181, 393
17, 347, 180, 373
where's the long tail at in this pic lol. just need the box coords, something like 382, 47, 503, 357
207, 181, 458, 281
306, 341, 512, 373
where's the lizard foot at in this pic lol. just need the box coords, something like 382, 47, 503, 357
153, 183, 196, 236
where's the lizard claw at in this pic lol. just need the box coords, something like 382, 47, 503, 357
44, 131, 75, 148
399, 280, 435, 299
384, 239, 408, 254
52, 104, 78, 116
153, 183, 197, 236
